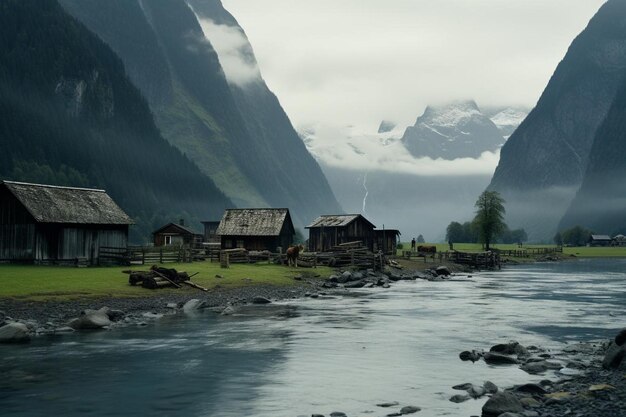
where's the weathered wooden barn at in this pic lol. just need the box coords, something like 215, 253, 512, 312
588, 234, 612, 247
306, 214, 376, 252
201, 220, 221, 243
216, 208, 295, 251
152, 220, 202, 247
0, 181, 132, 265
374, 229, 401, 255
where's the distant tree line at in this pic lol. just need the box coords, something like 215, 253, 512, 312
553, 226, 593, 246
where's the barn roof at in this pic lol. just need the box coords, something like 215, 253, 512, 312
216, 208, 293, 237
306, 214, 376, 229
152, 222, 200, 236
590, 235, 612, 240
2, 181, 133, 225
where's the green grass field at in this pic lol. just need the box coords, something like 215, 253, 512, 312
0, 262, 333, 301
399, 242, 626, 258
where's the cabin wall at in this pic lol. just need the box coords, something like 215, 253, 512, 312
0, 187, 37, 260
221, 236, 284, 252
307, 220, 376, 252
35, 224, 128, 265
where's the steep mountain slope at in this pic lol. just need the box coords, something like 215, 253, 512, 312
401, 101, 505, 160
0, 0, 231, 242
487, 108, 529, 138
60, 0, 341, 227
559, 76, 626, 234
488, 0, 626, 240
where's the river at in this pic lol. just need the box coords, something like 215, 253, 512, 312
2, 259, 625, 417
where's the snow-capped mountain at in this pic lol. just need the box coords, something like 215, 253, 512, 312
401, 101, 507, 160
488, 107, 529, 138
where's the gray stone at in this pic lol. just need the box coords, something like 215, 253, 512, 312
0, 322, 30, 343
490, 341, 528, 357
452, 383, 473, 390
468, 384, 486, 398
330, 412, 347, 417
166, 303, 178, 309
483, 352, 519, 365
520, 362, 548, 374
460, 350, 481, 362
344, 280, 366, 288
615, 328, 626, 346
400, 405, 420, 414
376, 402, 399, 407
68, 310, 111, 330
449, 394, 470, 403
382, 283, 391, 288
352, 272, 364, 280
106, 309, 125, 321
54, 326, 75, 334
483, 381, 498, 394
481, 392, 524, 417
497, 414, 524, 417
220, 306, 236, 316
182, 299, 207, 312
339, 271, 352, 283
328, 275, 340, 283
435, 266, 451, 276
514, 383, 547, 394
602, 341, 625, 369
252, 296, 272, 304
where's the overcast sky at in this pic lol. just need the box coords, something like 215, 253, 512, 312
222, 0, 606, 132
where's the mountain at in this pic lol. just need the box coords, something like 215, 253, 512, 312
486, 107, 529, 138
0, 0, 231, 242
489, 0, 626, 240
60, 0, 341, 228
559, 76, 626, 235
401, 101, 505, 160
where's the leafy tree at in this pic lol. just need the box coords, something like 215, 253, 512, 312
416, 234, 425, 243
553, 231, 563, 246
473, 190, 506, 250
446, 222, 464, 243
560, 226, 592, 246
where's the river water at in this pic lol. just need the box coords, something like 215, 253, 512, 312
2, 259, 626, 417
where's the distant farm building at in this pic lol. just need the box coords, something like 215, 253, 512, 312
306, 214, 376, 252
588, 234, 612, 247
613, 234, 626, 246
152, 220, 202, 247
216, 208, 295, 252
201, 220, 221, 243
374, 229, 401, 255
0, 181, 132, 265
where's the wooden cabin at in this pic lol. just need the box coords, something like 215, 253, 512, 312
588, 234, 612, 247
201, 220, 221, 243
0, 180, 132, 265
306, 214, 376, 252
216, 208, 295, 252
374, 229, 401, 255
152, 220, 202, 247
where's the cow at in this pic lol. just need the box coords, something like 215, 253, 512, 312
417, 245, 437, 254
286, 244, 304, 267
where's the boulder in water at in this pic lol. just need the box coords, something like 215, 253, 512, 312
481, 392, 524, 417
0, 322, 30, 343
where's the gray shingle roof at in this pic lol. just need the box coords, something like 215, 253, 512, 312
306, 214, 375, 229
2, 181, 133, 225
590, 235, 612, 240
216, 208, 292, 236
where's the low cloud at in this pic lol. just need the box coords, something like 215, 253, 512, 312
300, 123, 500, 177
196, 18, 261, 87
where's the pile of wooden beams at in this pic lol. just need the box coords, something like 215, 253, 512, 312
125, 266, 207, 291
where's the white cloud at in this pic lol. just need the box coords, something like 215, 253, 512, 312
223, 0, 606, 130
300, 123, 501, 177
195, 17, 262, 87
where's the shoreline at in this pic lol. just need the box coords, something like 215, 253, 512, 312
1, 259, 624, 416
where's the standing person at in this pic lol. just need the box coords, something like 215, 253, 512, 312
411, 238, 416, 252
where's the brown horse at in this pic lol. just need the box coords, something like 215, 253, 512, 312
286, 244, 304, 267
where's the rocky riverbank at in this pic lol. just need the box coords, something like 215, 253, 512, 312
452, 330, 626, 417
0, 264, 466, 343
